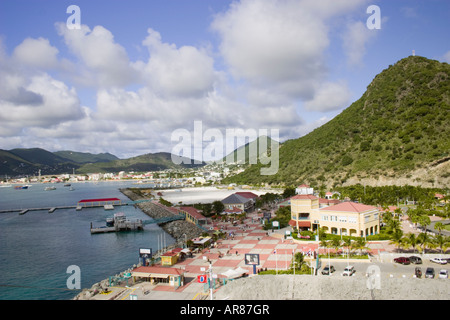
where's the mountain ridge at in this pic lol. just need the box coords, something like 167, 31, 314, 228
223, 56, 450, 188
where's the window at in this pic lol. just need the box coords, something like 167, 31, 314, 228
348, 217, 357, 223
330, 215, 338, 222
339, 216, 347, 223
321, 215, 328, 221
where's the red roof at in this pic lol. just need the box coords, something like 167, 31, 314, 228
297, 184, 310, 188
319, 198, 341, 205
78, 198, 121, 203
235, 192, 259, 199
320, 202, 376, 213
132, 266, 183, 276
180, 206, 206, 220
291, 194, 318, 200
289, 220, 311, 227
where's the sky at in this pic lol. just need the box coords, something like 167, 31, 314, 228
0, 0, 449, 161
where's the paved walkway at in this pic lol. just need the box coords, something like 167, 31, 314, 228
96, 211, 403, 300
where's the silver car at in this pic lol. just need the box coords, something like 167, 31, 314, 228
438, 269, 448, 279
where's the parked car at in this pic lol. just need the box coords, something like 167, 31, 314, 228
342, 266, 355, 276
394, 257, 410, 265
438, 269, 448, 279
321, 265, 335, 275
409, 256, 422, 264
430, 257, 448, 265
425, 267, 435, 278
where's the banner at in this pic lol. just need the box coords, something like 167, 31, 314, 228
197, 275, 208, 283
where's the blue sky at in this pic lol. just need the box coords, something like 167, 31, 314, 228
0, 0, 449, 160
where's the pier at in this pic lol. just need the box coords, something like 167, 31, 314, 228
0, 198, 152, 214
90, 213, 144, 234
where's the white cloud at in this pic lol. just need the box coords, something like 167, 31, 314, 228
134, 28, 217, 98
0, 38, 85, 137
341, 20, 377, 67
56, 22, 138, 88
12, 37, 59, 69
304, 81, 352, 112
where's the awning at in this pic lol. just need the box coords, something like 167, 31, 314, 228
288, 220, 311, 228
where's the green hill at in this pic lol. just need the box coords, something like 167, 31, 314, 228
76, 152, 206, 174
224, 56, 450, 188
219, 135, 279, 165
54, 150, 119, 164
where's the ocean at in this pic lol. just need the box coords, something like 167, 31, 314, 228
0, 181, 175, 300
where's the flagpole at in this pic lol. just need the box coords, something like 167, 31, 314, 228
275, 249, 278, 275
209, 261, 213, 300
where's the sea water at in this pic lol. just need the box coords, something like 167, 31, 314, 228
0, 181, 175, 300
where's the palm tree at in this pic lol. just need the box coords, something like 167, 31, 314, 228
354, 237, 368, 256
418, 215, 431, 233
330, 238, 342, 257
433, 235, 449, 254
404, 232, 419, 254
417, 232, 433, 254
342, 238, 352, 257
390, 231, 405, 252
434, 222, 444, 236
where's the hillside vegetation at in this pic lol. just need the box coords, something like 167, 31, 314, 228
224, 56, 450, 188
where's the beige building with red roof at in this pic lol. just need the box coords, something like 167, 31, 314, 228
290, 195, 380, 238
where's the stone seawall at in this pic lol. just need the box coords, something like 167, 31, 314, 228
120, 188, 205, 244
73, 188, 205, 300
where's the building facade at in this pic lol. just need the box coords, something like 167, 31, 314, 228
290, 196, 380, 237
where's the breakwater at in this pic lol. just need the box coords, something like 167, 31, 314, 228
119, 188, 204, 244
73, 188, 205, 300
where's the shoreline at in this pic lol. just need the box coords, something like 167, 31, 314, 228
73, 187, 205, 300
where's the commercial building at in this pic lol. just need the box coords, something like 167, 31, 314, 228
290, 194, 380, 237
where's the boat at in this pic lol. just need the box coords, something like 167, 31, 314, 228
44, 186, 56, 191
64, 183, 71, 187
14, 185, 28, 189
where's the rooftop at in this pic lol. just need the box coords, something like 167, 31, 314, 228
320, 201, 376, 213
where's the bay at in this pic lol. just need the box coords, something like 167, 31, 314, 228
0, 181, 175, 300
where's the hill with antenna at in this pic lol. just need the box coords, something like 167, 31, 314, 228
223, 56, 450, 188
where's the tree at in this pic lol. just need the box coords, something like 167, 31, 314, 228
433, 234, 449, 254
434, 222, 444, 236
390, 231, 405, 252
404, 233, 418, 253
291, 252, 307, 273
417, 232, 432, 254
212, 201, 224, 215
353, 238, 368, 255
330, 238, 342, 256
418, 215, 431, 233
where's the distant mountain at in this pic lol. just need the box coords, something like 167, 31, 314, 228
76, 152, 206, 174
0, 148, 79, 176
54, 150, 119, 164
0, 148, 206, 177
224, 56, 450, 188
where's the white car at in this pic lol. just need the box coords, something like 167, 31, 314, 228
342, 266, 355, 276
430, 258, 448, 265
438, 269, 448, 279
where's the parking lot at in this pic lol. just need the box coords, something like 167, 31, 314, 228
317, 257, 450, 279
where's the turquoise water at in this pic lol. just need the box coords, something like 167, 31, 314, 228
0, 182, 175, 300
